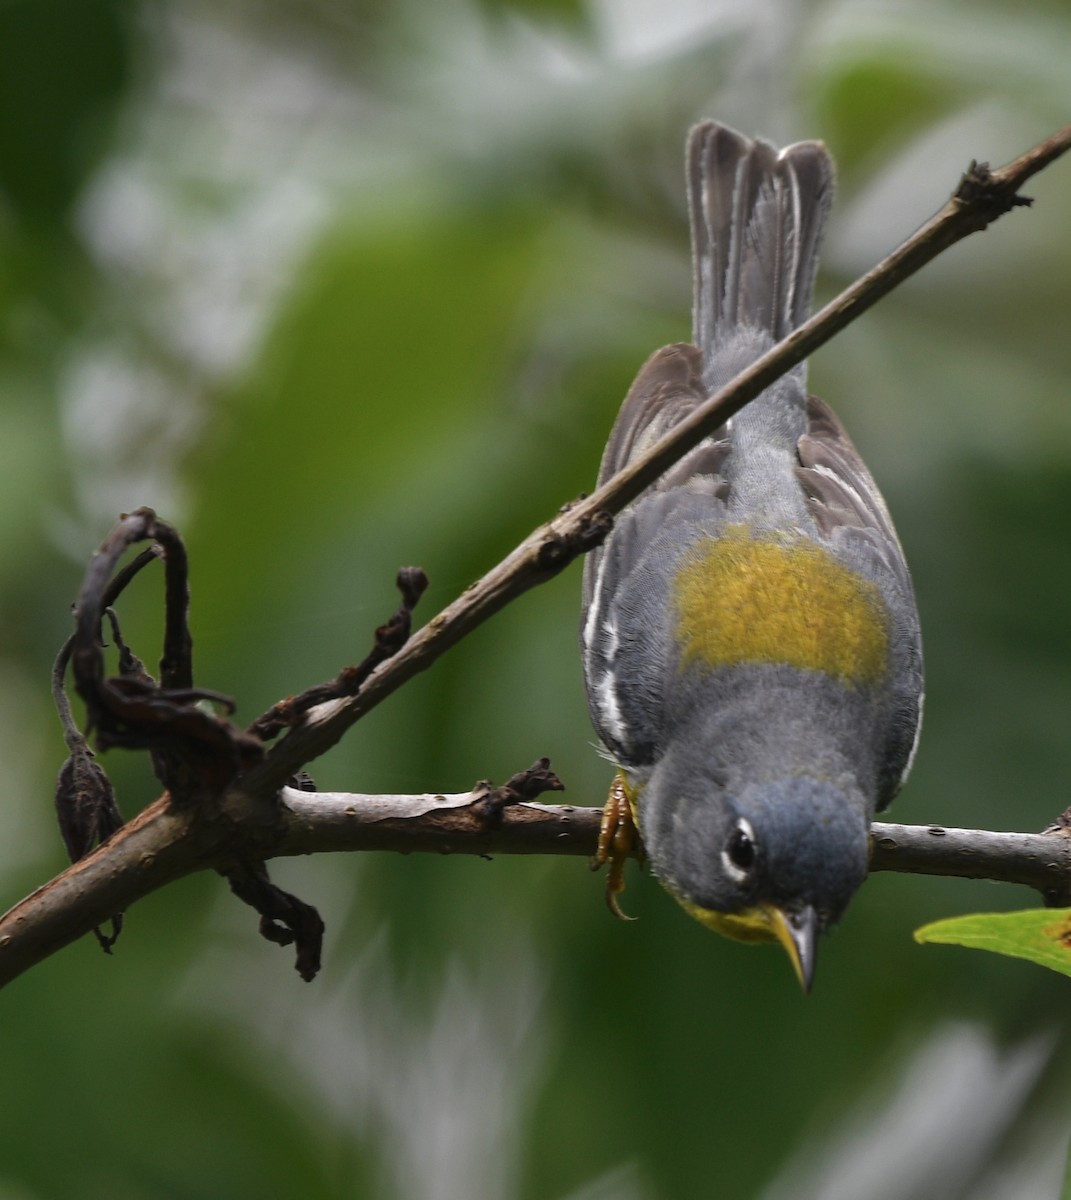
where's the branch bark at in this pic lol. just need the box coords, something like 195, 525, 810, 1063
272, 791, 1071, 910
3, 121, 1070, 989
3, 788, 1070, 987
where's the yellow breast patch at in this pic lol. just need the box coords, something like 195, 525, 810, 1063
672, 527, 888, 685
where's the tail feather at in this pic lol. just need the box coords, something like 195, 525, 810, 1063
687, 122, 834, 361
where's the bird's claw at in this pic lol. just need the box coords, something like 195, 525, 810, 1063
592, 772, 643, 920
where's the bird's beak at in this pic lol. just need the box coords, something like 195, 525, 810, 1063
767, 905, 818, 994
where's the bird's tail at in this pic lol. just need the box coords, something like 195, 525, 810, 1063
687, 122, 834, 364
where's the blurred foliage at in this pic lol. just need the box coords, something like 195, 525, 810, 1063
2, 0, 1071, 1197
0, 0, 132, 224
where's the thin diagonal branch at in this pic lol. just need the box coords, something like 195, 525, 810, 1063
233, 122, 1071, 801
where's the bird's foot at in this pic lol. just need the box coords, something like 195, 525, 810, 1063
592, 772, 643, 920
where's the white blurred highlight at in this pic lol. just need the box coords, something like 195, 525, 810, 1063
760, 1023, 1061, 1200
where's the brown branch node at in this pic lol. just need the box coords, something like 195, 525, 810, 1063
537, 510, 614, 572
474, 757, 565, 828
954, 159, 1034, 225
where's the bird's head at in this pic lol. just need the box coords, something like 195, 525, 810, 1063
637, 745, 870, 992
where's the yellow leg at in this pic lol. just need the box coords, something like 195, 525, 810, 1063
592, 772, 643, 921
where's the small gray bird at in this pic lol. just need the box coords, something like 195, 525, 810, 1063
580, 122, 923, 991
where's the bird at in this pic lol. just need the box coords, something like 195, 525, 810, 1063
579, 121, 923, 992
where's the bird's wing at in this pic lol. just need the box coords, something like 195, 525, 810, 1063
592, 342, 728, 487
582, 342, 732, 765
585, 341, 730, 610
796, 394, 924, 804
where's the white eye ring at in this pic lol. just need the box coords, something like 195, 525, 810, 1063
721, 817, 757, 883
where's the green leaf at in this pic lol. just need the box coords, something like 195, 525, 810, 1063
914, 909, 1071, 977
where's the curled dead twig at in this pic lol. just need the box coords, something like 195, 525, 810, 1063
249, 566, 429, 741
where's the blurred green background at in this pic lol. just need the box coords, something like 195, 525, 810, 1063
2, 0, 1070, 1196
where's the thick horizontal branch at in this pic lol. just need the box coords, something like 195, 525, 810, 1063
273, 787, 599, 856
273, 791, 1071, 905
233, 121, 1071, 801
3, 786, 1071, 988
0, 796, 200, 984
868, 821, 1071, 904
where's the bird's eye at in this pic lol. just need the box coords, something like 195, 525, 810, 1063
728, 828, 755, 869
722, 819, 757, 881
